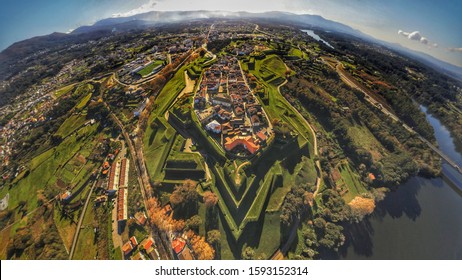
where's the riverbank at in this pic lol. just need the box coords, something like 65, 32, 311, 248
337, 105, 462, 259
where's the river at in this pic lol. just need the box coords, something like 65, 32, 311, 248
301, 29, 335, 49
338, 106, 462, 259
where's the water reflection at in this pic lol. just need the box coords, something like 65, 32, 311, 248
338, 106, 462, 259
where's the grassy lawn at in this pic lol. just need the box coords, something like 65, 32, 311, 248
53, 207, 77, 251
218, 213, 235, 259
245, 174, 274, 222
54, 84, 76, 98
253, 212, 281, 258
338, 162, 367, 202
137, 60, 164, 77
289, 48, 304, 58
150, 65, 189, 118
128, 223, 148, 244
55, 114, 87, 138
261, 55, 287, 77
267, 155, 316, 212
246, 55, 314, 145
0, 124, 98, 212
73, 196, 97, 260
348, 123, 386, 161
143, 118, 177, 181
76, 92, 92, 110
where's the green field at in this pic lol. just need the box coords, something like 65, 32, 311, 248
245, 55, 314, 145
348, 123, 386, 161
0, 123, 99, 211
73, 196, 97, 260
54, 84, 76, 98
76, 93, 92, 110
143, 118, 177, 181
55, 114, 88, 138
289, 48, 304, 58
337, 162, 367, 202
137, 60, 164, 77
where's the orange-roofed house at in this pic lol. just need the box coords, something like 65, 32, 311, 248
172, 237, 186, 254
130, 236, 138, 247
256, 131, 267, 143
140, 238, 155, 253
224, 136, 260, 155
122, 241, 134, 255
135, 211, 147, 226
368, 173, 376, 181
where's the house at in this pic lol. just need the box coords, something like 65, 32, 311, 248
224, 136, 260, 155
197, 108, 215, 124
250, 115, 261, 127
135, 211, 147, 226
172, 237, 186, 255
222, 122, 233, 134
107, 161, 119, 193
368, 173, 376, 181
118, 158, 129, 188
130, 236, 138, 247
206, 120, 221, 134
140, 237, 155, 253
217, 109, 232, 121
117, 188, 128, 222
171, 237, 195, 260
230, 118, 244, 128
256, 131, 267, 143
234, 106, 244, 116
211, 94, 232, 107
122, 241, 134, 256
59, 191, 72, 203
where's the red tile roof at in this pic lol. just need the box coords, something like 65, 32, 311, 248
224, 136, 260, 154
122, 241, 133, 255
368, 173, 376, 181
130, 236, 138, 246
141, 238, 154, 251
172, 238, 186, 254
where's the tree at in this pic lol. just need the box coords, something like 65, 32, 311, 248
170, 179, 198, 206
206, 230, 221, 246
190, 233, 215, 260
241, 244, 256, 260
280, 185, 306, 226
170, 219, 185, 232
203, 191, 219, 208
169, 179, 199, 216
185, 215, 202, 232
146, 197, 167, 230
348, 196, 375, 222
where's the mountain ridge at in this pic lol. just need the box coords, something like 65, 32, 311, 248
2, 10, 461, 81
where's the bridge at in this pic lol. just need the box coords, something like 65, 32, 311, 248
416, 134, 461, 174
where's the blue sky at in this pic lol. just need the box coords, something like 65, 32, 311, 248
1, 0, 461, 66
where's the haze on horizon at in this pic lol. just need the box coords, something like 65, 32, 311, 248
0, 0, 461, 67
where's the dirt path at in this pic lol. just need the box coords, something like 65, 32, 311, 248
234, 161, 251, 185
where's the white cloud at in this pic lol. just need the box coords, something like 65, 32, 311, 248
398, 29, 438, 48
407, 31, 422, 41
112, 0, 157, 18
